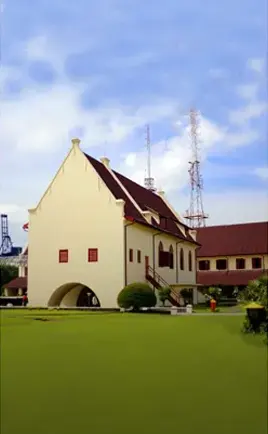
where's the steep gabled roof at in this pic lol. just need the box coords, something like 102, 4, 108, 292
85, 154, 145, 224
84, 153, 197, 244
196, 222, 268, 257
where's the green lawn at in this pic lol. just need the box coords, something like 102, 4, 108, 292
1, 310, 267, 434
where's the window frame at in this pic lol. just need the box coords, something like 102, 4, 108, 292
129, 248, 133, 263
137, 250, 141, 263
236, 258, 245, 270
198, 260, 210, 271
169, 245, 174, 269
158, 241, 164, 267
252, 257, 262, 269
216, 259, 227, 270
188, 251, 192, 272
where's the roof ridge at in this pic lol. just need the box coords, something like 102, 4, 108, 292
197, 221, 268, 229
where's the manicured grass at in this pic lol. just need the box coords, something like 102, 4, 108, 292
1, 310, 267, 434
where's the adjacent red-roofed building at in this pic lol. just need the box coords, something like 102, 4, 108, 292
196, 222, 268, 292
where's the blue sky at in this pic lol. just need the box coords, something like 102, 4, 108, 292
0, 0, 267, 246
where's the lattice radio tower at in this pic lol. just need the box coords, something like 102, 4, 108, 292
184, 108, 208, 228
144, 124, 156, 192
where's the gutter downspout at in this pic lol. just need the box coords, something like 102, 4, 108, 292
124, 220, 135, 286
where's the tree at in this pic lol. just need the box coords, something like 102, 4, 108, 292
117, 282, 157, 311
239, 275, 268, 340
239, 274, 267, 310
0, 264, 18, 295
205, 286, 222, 302
158, 287, 171, 306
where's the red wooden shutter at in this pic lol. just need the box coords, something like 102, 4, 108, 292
88, 248, 98, 262
59, 249, 68, 263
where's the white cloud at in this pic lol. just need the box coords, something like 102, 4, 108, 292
0, 204, 23, 215
254, 167, 268, 180
2, 36, 267, 248
208, 68, 229, 79
229, 102, 268, 125
236, 83, 259, 100
168, 190, 268, 226
0, 83, 179, 153
0, 35, 179, 154
247, 58, 265, 74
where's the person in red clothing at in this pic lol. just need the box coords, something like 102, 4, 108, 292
22, 293, 28, 307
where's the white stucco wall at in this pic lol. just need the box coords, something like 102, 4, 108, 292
27, 145, 125, 308
126, 223, 197, 287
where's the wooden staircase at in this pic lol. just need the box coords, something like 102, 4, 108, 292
146, 265, 180, 307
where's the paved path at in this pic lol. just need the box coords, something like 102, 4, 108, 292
192, 312, 244, 316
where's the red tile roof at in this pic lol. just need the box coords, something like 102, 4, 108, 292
197, 270, 267, 286
196, 222, 268, 257
85, 153, 197, 244
4, 276, 27, 289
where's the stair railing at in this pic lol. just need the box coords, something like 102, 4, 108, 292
146, 265, 179, 302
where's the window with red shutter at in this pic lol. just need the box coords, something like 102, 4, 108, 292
88, 248, 98, 262
59, 249, 68, 263
129, 249, 133, 262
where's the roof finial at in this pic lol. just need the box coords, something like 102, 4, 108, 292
72, 138, 81, 148
100, 157, 110, 167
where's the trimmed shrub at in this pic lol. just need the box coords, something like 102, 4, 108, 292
117, 282, 157, 311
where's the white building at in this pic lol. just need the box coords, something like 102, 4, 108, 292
8, 139, 199, 308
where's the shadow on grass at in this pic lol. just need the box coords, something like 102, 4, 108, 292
222, 316, 266, 348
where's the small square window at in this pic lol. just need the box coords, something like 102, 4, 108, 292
199, 260, 210, 271
59, 249, 68, 263
236, 258, 245, 270
216, 259, 227, 270
137, 250, 141, 263
88, 248, 98, 262
129, 249, 133, 262
252, 257, 262, 269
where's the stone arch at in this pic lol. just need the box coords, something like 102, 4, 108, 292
47, 282, 101, 308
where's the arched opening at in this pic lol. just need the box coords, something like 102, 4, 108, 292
158, 241, 164, 267
169, 245, 174, 269
180, 248, 184, 270
47, 282, 101, 308
188, 251, 192, 271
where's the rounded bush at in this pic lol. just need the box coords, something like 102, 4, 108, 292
117, 282, 157, 311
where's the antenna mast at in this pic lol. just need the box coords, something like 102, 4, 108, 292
144, 124, 156, 192
184, 108, 208, 228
